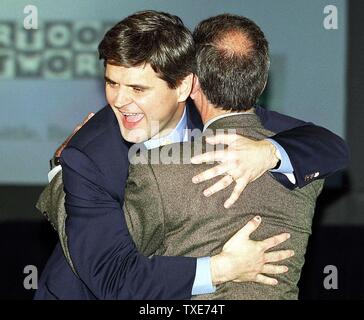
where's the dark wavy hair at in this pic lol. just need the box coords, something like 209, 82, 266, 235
98, 10, 196, 89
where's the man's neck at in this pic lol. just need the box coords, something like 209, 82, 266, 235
201, 104, 254, 128
154, 102, 186, 138
202, 108, 231, 125
143, 103, 188, 149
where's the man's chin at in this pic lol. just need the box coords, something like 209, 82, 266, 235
120, 129, 148, 144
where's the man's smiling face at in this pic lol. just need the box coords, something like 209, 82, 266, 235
105, 63, 187, 143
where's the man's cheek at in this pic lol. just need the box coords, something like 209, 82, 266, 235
105, 91, 114, 105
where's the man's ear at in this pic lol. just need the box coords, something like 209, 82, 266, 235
177, 73, 194, 103
260, 79, 268, 96
190, 75, 201, 100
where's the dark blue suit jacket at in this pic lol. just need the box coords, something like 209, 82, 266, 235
34, 103, 349, 300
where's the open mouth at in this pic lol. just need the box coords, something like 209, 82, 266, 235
120, 112, 145, 129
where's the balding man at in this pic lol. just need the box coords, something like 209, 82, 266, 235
123, 14, 324, 299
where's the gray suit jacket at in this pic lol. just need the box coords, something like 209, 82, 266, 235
36, 113, 323, 299
123, 113, 323, 300
36, 170, 78, 275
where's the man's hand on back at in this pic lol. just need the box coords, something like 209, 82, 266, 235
191, 133, 279, 208
211, 216, 293, 286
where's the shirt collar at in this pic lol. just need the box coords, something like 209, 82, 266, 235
143, 106, 188, 150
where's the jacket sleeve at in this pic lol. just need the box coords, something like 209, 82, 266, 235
35, 171, 65, 232
123, 162, 165, 258
60, 146, 196, 300
256, 106, 350, 189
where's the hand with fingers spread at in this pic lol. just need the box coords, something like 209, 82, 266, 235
54, 113, 95, 158
211, 216, 294, 286
191, 133, 279, 208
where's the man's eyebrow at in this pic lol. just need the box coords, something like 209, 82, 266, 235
104, 76, 117, 84
125, 84, 152, 90
104, 76, 151, 89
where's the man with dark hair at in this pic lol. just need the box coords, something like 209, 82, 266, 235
35, 11, 348, 299
96, 10, 196, 144
98, 11, 195, 90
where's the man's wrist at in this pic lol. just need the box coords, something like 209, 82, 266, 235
264, 140, 280, 170
273, 158, 281, 170
211, 253, 231, 286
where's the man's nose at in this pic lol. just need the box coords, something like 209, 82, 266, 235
114, 89, 132, 108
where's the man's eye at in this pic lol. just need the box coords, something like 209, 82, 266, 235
106, 82, 118, 88
133, 87, 144, 93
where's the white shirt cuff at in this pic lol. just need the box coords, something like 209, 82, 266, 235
266, 138, 296, 184
191, 256, 216, 295
48, 165, 62, 182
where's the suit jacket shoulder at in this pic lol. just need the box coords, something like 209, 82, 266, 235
63, 105, 130, 200
68, 106, 118, 151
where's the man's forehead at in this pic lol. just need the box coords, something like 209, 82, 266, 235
105, 62, 160, 81
105, 62, 152, 73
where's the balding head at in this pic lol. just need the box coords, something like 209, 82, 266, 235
215, 29, 253, 58
193, 14, 270, 111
